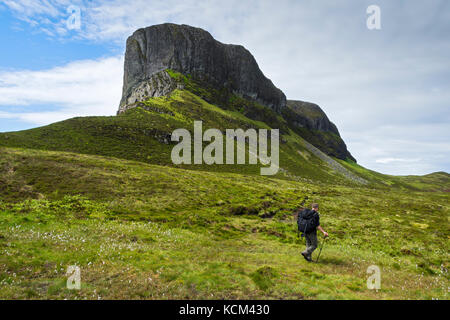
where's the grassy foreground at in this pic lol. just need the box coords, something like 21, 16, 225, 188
0, 147, 448, 299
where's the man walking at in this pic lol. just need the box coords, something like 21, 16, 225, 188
298, 203, 329, 262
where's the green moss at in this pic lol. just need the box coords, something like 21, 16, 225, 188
166, 69, 188, 84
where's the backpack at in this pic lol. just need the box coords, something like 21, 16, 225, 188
297, 209, 318, 235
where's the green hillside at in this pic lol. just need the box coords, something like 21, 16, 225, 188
0, 147, 448, 299
0, 87, 363, 185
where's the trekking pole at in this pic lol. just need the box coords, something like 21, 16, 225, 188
315, 237, 327, 263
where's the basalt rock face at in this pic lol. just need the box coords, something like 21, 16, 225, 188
118, 23, 286, 114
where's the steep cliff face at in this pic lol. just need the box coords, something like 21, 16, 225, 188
118, 23, 355, 162
119, 23, 286, 114
282, 100, 356, 161
285, 100, 340, 134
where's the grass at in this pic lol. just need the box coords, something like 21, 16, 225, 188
0, 147, 448, 299
0, 74, 448, 300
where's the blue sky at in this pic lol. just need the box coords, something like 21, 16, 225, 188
0, 0, 449, 175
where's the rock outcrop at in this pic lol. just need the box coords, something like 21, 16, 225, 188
282, 100, 356, 161
119, 23, 286, 114
118, 70, 184, 114
285, 100, 340, 134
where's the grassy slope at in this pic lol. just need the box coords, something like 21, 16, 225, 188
337, 159, 450, 192
0, 147, 448, 299
0, 89, 355, 185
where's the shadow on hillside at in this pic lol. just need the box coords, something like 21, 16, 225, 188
313, 256, 348, 266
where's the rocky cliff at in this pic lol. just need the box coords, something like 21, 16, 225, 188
118, 23, 355, 161
285, 100, 340, 134
119, 23, 286, 114
282, 100, 355, 161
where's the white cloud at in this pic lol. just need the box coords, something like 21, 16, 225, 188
0, 0, 85, 38
348, 123, 450, 175
375, 158, 421, 164
1, 0, 61, 17
0, 56, 123, 125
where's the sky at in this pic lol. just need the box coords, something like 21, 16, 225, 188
0, 0, 448, 175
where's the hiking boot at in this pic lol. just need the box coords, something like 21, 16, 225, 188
301, 252, 312, 262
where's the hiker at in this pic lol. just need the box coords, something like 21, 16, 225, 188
297, 203, 328, 262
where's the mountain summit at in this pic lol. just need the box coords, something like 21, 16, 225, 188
119, 23, 286, 114
118, 23, 355, 162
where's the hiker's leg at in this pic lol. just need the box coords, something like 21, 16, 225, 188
301, 234, 312, 261
305, 232, 318, 258
302, 233, 312, 255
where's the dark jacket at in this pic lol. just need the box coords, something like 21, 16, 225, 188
297, 209, 320, 233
